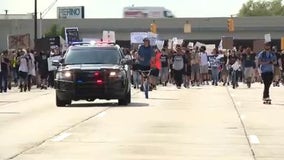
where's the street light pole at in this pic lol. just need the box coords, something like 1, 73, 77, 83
39, 0, 58, 38
34, 0, 38, 41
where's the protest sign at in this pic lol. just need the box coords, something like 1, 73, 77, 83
221, 36, 233, 49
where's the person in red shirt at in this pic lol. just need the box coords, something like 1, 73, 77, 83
150, 48, 161, 90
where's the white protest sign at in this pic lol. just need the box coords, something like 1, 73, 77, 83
195, 41, 206, 48
156, 40, 164, 51
109, 31, 115, 42
218, 39, 223, 50
48, 55, 62, 71
264, 33, 271, 43
188, 42, 194, 48
168, 39, 173, 49
172, 37, 178, 44
177, 39, 183, 45
147, 32, 158, 46
130, 32, 148, 44
206, 44, 216, 54
172, 37, 179, 50
102, 30, 116, 43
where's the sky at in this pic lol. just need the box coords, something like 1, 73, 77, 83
1, 0, 249, 18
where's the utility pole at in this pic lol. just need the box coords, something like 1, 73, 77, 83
34, 0, 38, 41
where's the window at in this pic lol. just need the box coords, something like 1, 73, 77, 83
164, 10, 174, 18
65, 47, 120, 65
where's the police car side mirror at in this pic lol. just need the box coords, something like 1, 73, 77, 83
52, 59, 61, 66
121, 58, 132, 65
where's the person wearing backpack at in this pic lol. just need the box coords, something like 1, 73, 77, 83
172, 45, 186, 89
18, 50, 30, 92
258, 42, 277, 102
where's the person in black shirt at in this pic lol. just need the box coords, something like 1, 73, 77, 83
1, 50, 10, 92
242, 47, 256, 88
272, 49, 282, 87
160, 48, 169, 86
36, 51, 49, 89
183, 48, 192, 88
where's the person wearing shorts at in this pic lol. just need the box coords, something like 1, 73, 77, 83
242, 47, 256, 87
191, 48, 200, 86
150, 48, 161, 90
137, 38, 154, 91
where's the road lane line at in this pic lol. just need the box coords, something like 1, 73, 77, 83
51, 133, 71, 142
249, 135, 260, 144
97, 111, 106, 118
226, 87, 257, 160
236, 102, 242, 106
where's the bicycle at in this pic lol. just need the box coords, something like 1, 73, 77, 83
138, 69, 152, 99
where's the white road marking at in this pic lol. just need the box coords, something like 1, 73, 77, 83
97, 111, 106, 118
236, 102, 242, 107
51, 132, 71, 142
249, 135, 260, 144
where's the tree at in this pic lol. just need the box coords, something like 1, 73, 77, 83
238, 0, 284, 16
45, 24, 65, 39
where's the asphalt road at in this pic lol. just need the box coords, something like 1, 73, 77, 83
0, 83, 284, 160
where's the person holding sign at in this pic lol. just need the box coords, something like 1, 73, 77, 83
258, 42, 277, 103
172, 45, 186, 89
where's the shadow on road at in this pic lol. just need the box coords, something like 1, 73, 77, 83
67, 102, 149, 108
148, 98, 178, 101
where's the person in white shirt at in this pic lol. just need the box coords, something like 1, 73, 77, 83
18, 50, 29, 92
199, 46, 209, 85
27, 50, 36, 91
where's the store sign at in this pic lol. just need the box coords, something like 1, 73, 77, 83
57, 6, 85, 19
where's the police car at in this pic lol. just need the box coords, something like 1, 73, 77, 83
52, 42, 132, 107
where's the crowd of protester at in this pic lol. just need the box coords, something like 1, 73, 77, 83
126, 43, 284, 91
0, 48, 63, 93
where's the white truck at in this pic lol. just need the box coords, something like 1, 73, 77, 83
123, 6, 175, 18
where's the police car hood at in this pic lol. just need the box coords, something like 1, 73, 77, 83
62, 64, 121, 70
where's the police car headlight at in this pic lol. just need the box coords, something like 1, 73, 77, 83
56, 71, 72, 80
64, 71, 72, 78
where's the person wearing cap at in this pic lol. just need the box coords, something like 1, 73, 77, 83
258, 42, 277, 102
137, 38, 155, 90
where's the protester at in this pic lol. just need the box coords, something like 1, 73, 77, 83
272, 47, 282, 87
172, 45, 186, 89
27, 49, 36, 91
0, 52, 2, 93
137, 38, 155, 91
191, 47, 201, 86
183, 48, 192, 88
242, 47, 256, 88
199, 46, 209, 85
18, 50, 29, 92
36, 51, 49, 89
160, 48, 170, 86
210, 49, 221, 86
1, 50, 10, 92
11, 50, 19, 87
258, 42, 276, 101
149, 48, 161, 90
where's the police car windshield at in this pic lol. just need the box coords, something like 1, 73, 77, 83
65, 47, 120, 65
